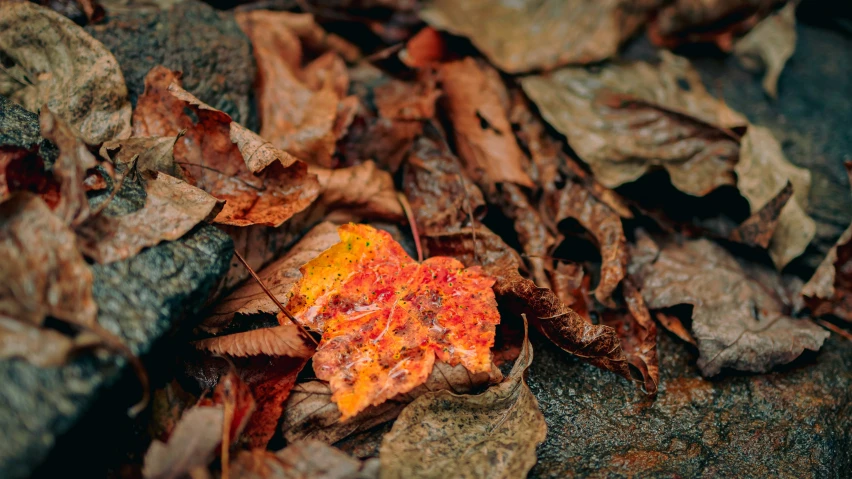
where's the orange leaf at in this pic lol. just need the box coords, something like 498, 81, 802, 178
288, 224, 500, 420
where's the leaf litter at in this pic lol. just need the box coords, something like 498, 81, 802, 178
2, 0, 846, 477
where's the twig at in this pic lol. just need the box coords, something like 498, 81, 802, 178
397, 192, 423, 262
817, 319, 852, 342
233, 251, 318, 346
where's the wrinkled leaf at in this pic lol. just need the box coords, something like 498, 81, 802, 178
77, 172, 223, 263
438, 58, 533, 189
548, 180, 627, 304
281, 362, 501, 445
736, 125, 814, 268
601, 280, 659, 394
231, 441, 377, 479
143, 405, 224, 479
131, 67, 320, 227
235, 10, 356, 166
240, 356, 308, 448
309, 161, 404, 222
0, 193, 96, 327
193, 324, 313, 358
499, 183, 556, 289
421, 0, 662, 72
550, 263, 592, 321
288, 224, 500, 420
734, 2, 797, 98
649, 0, 780, 50
379, 320, 546, 479
0, 2, 131, 144
521, 52, 745, 197
632, 237, 828, 376
99, 135, 186, 180
802, 162, 852, 322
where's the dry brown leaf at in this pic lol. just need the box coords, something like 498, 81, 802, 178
231, 441, 376, 479
143, 405, 224, 479
193, 324, 313, 358
601, 280, 659, 394
76, 172, 223, 264
0, 193, 97, 327
650, 0, 780, 51
729, 180, 792, 248
203, 222, 341, 332
0, 315, 76, 366
655, 311, 697, 345
39, 108, 98, 227
235, 10, 356, 166
802, 162, 852, 322
379, 320, 545, 479
0, 2, 131, 144
521, 52, 746, 197
240, 356, 308, 448
500, 182, 556, 289
400, 26, 447, 68
309, 161, 403, 222
736, 125, 814, 268
438, 58, 533, 189
131, 67, 320, 227
550, 263, 592, 321
99, 135, 186, 180
548, 180, 628, 304
421, 0, 662, 72
282, 362, 501, 445
631, 237, 828, 376
734, 2, 797, 98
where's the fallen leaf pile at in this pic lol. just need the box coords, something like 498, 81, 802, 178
1, 0, 848, 476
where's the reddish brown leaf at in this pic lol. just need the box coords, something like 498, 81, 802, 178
655, 311, 697, 345
550, 263, 592, 323
729, 180, 792, 248
438, 58, 533, 189
288, 224, 500, 420
0, 148, 61, 207
131, 67, 320, 227
548, 180, 628, 305
235, 10, 357, 166
400, 26, 448, 67
240, 356, 308, 448
499, 183, 556, 289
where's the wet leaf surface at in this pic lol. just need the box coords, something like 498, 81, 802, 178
288, 224, 500, 420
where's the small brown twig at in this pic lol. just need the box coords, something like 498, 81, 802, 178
397, 192, 424, 262
233, 251, 318, 346
817, 319, 852, 342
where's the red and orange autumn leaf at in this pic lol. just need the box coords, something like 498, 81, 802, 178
287, 224, 500, 420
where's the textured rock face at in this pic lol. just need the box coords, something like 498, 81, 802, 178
528, 333, 852, 478
86, 0, 257, 128
0, 97, 233, 479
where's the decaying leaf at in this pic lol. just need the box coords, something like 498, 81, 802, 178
421, 0, 662, 72
437, 58, 533, 189
631, 237, 828, 376
548, 180, 627, 304
39, 108, 98, 227
0, 315, 76, 366
288, 224, 500, 420
309, 161, 404, 222
203, 222, 341, 332
76, 172, 223, 264
802, 162, 852, 322
521, 52, 745, 197
240, 356, 308, 448
550, 263, 592, 320
143, 405, 224, 479
729, 180, 793, 249
499, 183, 556, 289
655, 311, 697, 345
649, 0, 780, 50
400, 27, 447, 68
235, 10, 356, 166
99, 135, 186, 180
231, 441, 377, 479
601, 280, 659, 394
281, 362, 501, 445
736, 125, 814, 268
0, 2, 131, 144
131, 67, 320, 227
0, 193, 96, 327
734, 2, 797, 98
379, 320, 546, 479
193, 324, 313, 359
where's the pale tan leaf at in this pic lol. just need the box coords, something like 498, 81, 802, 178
734, 2, 797, 98
143, 405, 224, 479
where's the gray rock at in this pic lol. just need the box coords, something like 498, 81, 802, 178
0, 96, 233, 478
528, 332, 852, 478
86, 0, 257, 128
